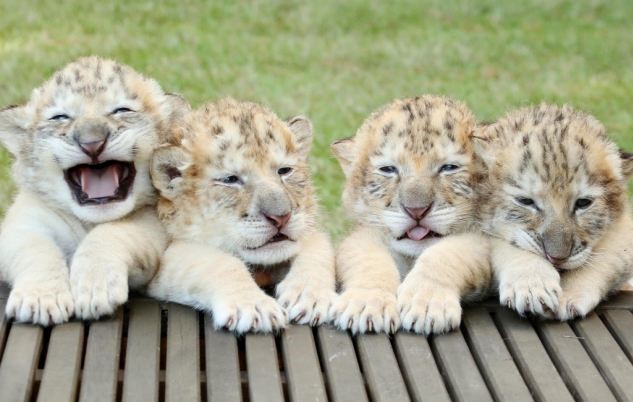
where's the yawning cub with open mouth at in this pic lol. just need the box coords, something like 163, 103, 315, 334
0, 57, 187, 325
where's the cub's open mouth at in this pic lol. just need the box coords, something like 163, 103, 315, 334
397, 226, 442, 241
64, 161, 136, 205
246, 233, 291, 250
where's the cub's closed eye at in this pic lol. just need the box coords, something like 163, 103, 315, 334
515, 197, 535, 207
278, 167, 293, 175
575, 198, 593, 210
439, 164, 460, 173
219, 175, 241, 185
112, 107, 134, 114
49, 114, 70, 121
379, 165, 398, 174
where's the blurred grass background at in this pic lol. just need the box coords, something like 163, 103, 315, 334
0, 0, 632, 238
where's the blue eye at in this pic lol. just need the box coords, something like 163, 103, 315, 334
439, 164, 460, 173
112, 107, 133, 114
50, 114, 70, 121
379, 166, 398, 174
219, 175, 241, 185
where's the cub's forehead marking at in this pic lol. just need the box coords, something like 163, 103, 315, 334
365, 101, 472, 164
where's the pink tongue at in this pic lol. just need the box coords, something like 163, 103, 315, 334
407, 226, 430, 241
80, 165, 120, 199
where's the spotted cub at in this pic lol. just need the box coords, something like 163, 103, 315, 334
148, 99, 335, 333
477, 104, 633, 320
330, 95, 492, 334
0, 57, 185, 325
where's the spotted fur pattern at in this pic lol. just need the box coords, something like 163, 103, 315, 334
0, 57, 182, 324
331, 95, 491, 334
148, 99, 335, 333
478, 104, 633, 320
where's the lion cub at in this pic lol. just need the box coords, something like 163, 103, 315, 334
330, 95, 491, 334
478, 104, 633, 320
148, 99, 335, 333
0, 57, 185, 325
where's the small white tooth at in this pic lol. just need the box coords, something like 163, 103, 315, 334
113, 167, 120, 187
122, 165, 129, 180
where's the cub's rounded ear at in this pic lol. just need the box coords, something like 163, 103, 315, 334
331, 137, 356, 177
620, 150, 633, 178
0, 105, 29, 156
150, 145, 191, 200
165, 93, 191, 123
286, 115, 313, 158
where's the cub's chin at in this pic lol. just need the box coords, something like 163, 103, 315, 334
69, 196, 137, 224
238, 238, 300, 266
390, 236, 443, 258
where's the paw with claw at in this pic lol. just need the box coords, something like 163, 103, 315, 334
498, 265, 561, 317
328, 288, 399, 334
6, 280, 74, 326
212, 289, 287, 333
70, 258, 129, 320
556, 289, 601, 321
276, 278, 335, 326
398, 280, 461, 335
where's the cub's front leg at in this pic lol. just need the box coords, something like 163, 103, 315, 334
329, 227, 401, 334
71, 207, 167, 319
492, 239, 561, 317
148, 241, 287, 333
0, 194, 76, 325
398, 233, 492, 335
276, 230, 336, 326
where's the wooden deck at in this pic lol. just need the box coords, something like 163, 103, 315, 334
1, 287, 633, 402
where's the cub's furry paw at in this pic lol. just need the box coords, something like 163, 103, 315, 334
556, 290, 601, 321
398, 281, 461, 335
70, 260, 129, 320
212, 290, 287, 333
276, 279, 335, 326
499, 268, 561, 317
6, 281, 74, 326
328, 288, 399, 334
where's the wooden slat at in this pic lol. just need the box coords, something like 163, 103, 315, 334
245, 334, 284, 402
37, 323, 84, 402
537, 320, 616, 402
572, 314, 633, 401
462, 309, 532, 402
394, 333, 450, 402
204, 318, 242, 402
281, 325, 327, 402
122, 300, 161, 402
602, 310, 633, 361
79, 311, 123, 402
316, 327, 368, 402
356, 334, 411, 402
431, 328, 493, 402
495, 310, 574, 402
0, 324, 43, 402
165, 304, 200, 402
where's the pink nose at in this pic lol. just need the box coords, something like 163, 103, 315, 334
545, 253, 568, 266
404, 205, 431, 221
265, 213, 291, 229
79, 139, 107, 158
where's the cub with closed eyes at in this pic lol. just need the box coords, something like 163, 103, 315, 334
476, 104, 633, 320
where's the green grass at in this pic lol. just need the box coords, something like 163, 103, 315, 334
1, 0, 633, 238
